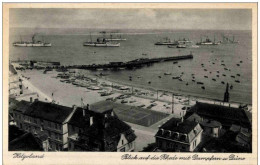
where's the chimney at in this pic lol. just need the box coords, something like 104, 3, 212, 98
86, 104, 89, 110
111, 111, 114, 116
90, 116, 93, 126
181, 117, 184, 122
83, 109, 85, 117
30, 97, 33, 103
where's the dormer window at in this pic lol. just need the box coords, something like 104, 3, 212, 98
180, 134, 187, 142
159, 129, 164, 135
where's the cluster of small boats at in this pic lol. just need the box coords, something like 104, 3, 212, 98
149, 54, 243, 91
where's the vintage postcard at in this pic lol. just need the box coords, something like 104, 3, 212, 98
3, 3, 257, 165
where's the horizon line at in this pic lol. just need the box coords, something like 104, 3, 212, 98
10, 27, 251, 31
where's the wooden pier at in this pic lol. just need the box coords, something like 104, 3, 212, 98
66, 54, 193, 70
13, 54, 193, 71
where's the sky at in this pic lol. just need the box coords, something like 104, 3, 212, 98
10, 8, 252, 30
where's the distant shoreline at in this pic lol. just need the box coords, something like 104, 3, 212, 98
9, 27, 251, 36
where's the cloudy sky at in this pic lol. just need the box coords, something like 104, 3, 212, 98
10, 8, 251, 30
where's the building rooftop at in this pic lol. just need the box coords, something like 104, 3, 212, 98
9, 133, 44, 151
155, 118, 202, 143
186, 113, 203, 123
185, 102, 251, 128
70, 107, 136, 151
83, 116, 136, 150
68, 107, 91, 128
24, 101, 74, 123
9, 64, 17, 74
9, 125, 44, 151
200, 119, 222, 128
13, 100, 31, 113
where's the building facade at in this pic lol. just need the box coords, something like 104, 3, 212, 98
9, 64, 22, 97
155, 117, 203, 152
12, 100, 76, 151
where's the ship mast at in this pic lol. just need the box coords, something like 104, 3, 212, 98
20, 35, 23, 43
90, 32, 92, 42
32, 34, 36, 43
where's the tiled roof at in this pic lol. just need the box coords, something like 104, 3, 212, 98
13, 100, 31, 113
9, 132, 43, 151
200, 119, 222, 128
186, 113, 203, 123
155, 118, 202, 143
76, 115, 136, 151
68, 107, 91, 128
185, 102, 251, 128
24, 101, 73, 123
85, 116, 134, 140
69, 101, 136, 151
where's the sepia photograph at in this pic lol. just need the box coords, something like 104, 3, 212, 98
3, 2, 257, 165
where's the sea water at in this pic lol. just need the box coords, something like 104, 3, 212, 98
9, 29, 252, 104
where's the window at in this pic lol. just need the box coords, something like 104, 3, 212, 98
158, 140, 162, 148
121, 140, 124, 145
56, 144, 59, 151
129, 143, 133, 149
55, 133, 58, 140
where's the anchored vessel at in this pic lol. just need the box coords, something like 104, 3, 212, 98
13, 34, 52, 47
196, 36, 221, 45
155, 37, 178, 45
84, 33, 120, 47
176, 38, 192, 44
222, 34, 239, 44
105, 34, 126, 41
